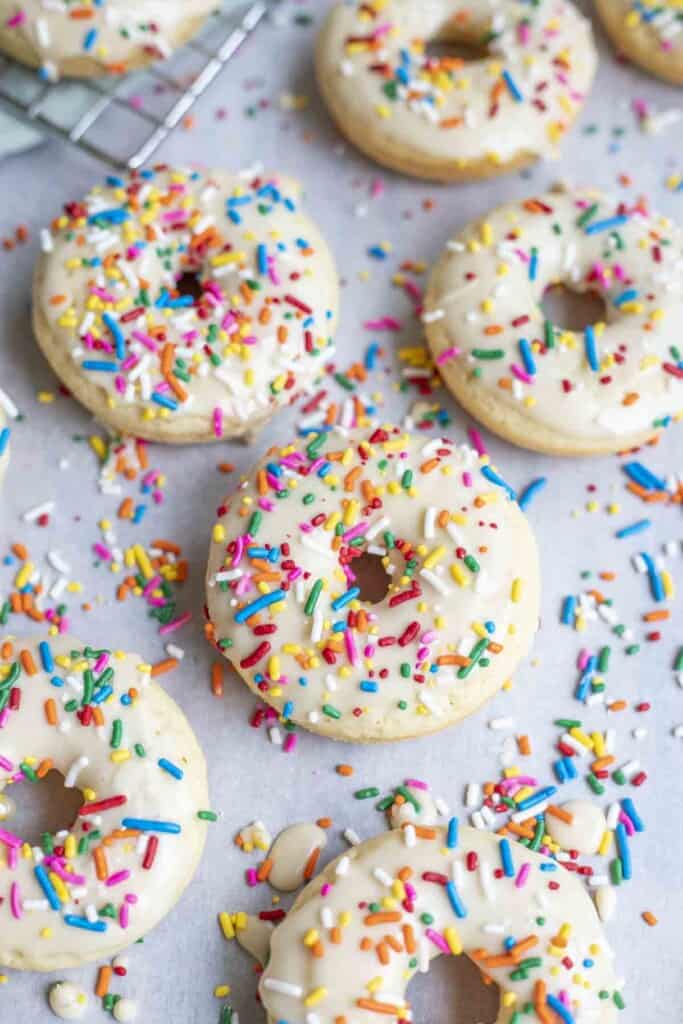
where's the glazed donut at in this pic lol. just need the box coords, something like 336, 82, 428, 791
0, 1, 217, 80
33, 166, 338, 444
315, 0, 597, 182
260, 824, 620, 1024
424, 188, 683, 457
205, 424, 540, 743
0, 634, 209, 970
596, 0, 683, 86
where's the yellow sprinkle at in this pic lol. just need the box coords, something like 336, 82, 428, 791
304, 987, 328, 1008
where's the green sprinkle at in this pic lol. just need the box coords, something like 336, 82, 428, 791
247, 510, 262, 536
457, 637, 488, 679
355, 787, 380, 800
555, 718, 582, 729
198, 810, 218, 822
598, 646, 610, 672
544, 319, 555, 349
472, 348, 505, 360
304, 579, 323, 616
322, 704, 341, 720
610, 858, 623, 886
401, 469, 413, 490
586, 773, 605, 795
576, 202, 599, 228
111, 719, 123, 749
376, 796, 394, 812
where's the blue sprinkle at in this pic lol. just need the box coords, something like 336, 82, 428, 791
615, 822, 632, 880
83, 27, 98, 52
622, 461, 666, 492
121, 818, 181, 834
480, 465, 516, 501
584, 324, 599, 371
446, 881, 467, 918
499, 838, 514, 877
64, 915, 107, 933
257, 243, 268, 276
621, 797, 644, 832
518, 477, 547, 511
82, 360, 118, 372
585, 214, 630, 235
640, 551, 664, 602
447, 816, 459, 849
502, 68, 524, 102
615, 519, 651, 539
0, 428, 10, 456
39, 641, 53, 673
158, 758, 184, 780
88, 209, 129, 226
528, 247, 538, 281
359, 680, 378, 693
516, 786, 557, 812
152, 393, 179, 411
613, 288, 638, 308
519, 337, 536, 375
34, 865, 60, 910
563, 757, 577, 780
331, 587, 360, 611
546, 994, 575, 1024
235, 589, 286, 623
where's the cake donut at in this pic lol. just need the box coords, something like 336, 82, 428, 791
315, 0, 597, 183
0, 634, 209, 970
424, 188, 683, 456
260, 824, 621, 1024
0, 1, 217, 81
596, 0, 683, 86
205, 424, 540, 743
33, 166, 338, 444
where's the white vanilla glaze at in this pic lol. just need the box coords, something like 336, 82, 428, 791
596, 0, 683, 85
236, 913, 275, 966
48, 980, 89, 1020
545, 801, 606, 856
316, 0, 597, 178
33, 166, 338, 443
425, 189, 683, 453
0, 1, 216, 80
0, 635, 208, 970
205, 425, 540, 742
267, 823, 328, 893
260, 824, 619, 1024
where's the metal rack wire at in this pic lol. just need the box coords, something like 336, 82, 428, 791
0, 1, 270, 169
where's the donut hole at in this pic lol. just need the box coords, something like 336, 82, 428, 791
5, 770, 84, 847
406, 951, 499, 1023
541, 284, 607, 333
350, 551, 392, 605
423, 37, 491, 63
175, 270, 204, 302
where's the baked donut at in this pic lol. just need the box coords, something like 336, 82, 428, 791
315, 0, 597, 182
424, 188, 683, 456
33, 166, 338, 444
596, 0, 683, 86
205, 424, 540, 743
0, 1, 217, 80
0, 634, 209, 970
260, 824, 621, 1024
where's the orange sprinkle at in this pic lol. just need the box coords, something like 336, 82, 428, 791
93, 846, 108, 882
642, 911, 658, 926
150, 658, 178, 677
36, 758, 53, 779
402, 923, 416, 954
44, 698, 58, 726
211, 662, 224, 697
316, 817, 333, 829
20, 649, 38, 675
257, 858, 273, 882
643, 609, 669, 622
356, 999, 403, 1016
546, 804, 574, 825
95, 965, 113, 998
336, 764, 354, 777
517, 734, 531, 756
608, 700, 628, 713
1, 640, 14, 659
118, 497, 134, 519
303, 845, 322, 881
364, 912, 402, 926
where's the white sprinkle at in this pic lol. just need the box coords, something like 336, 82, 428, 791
47, 550, 71, 574
488, 716, 515, 731
23, 500, 55, 523
465, 783, 482, 808
335, 856, 350, 876
343, 829, 360, 847
403, 824, 416, 847
262, 979, 303, 998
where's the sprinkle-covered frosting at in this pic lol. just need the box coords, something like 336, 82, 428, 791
424, 189, 683, 453
0, 1, 216, 80
205, 425, 540, 742
597, 0, 683, 83
316, 0, 597, 176
0, 635, 208, 970
34, 167, 338, 443
260, 824, 620, 1024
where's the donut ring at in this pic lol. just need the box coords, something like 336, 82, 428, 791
315, 0, 597, 182
0, 635, 208, 970
0, 1, 217, 80
596, 0, 683, 86
424, 188, 683, 457
32, 166, 338, 444
205, 425, 540, 743
260, 824, 620, 1024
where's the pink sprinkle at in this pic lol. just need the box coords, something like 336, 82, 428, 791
467, 427, 487, 455
213, 407, 223, 439
246, 868, 259, 887
119, 903, 129, 929
283, 733, 297, 753
404, 778, 428, 791
107, 870, 131, 887
363, 317, 402, 331
6, 12, 27, 28
515, 863, 531, 888
320, 883, 332, 896
577, 649, 591, 671
370, 178, 385, 199
10, 881, 21, 919
159, 611, 192, 636
511, 364, 534, 384
0, 755, 14, 771
462, 471, 473, 487
425, 928, 450, 953
436, 346, 461, 365
0, 827, 22, 848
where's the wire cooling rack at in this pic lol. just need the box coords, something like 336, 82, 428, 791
0, 1, 271, 170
